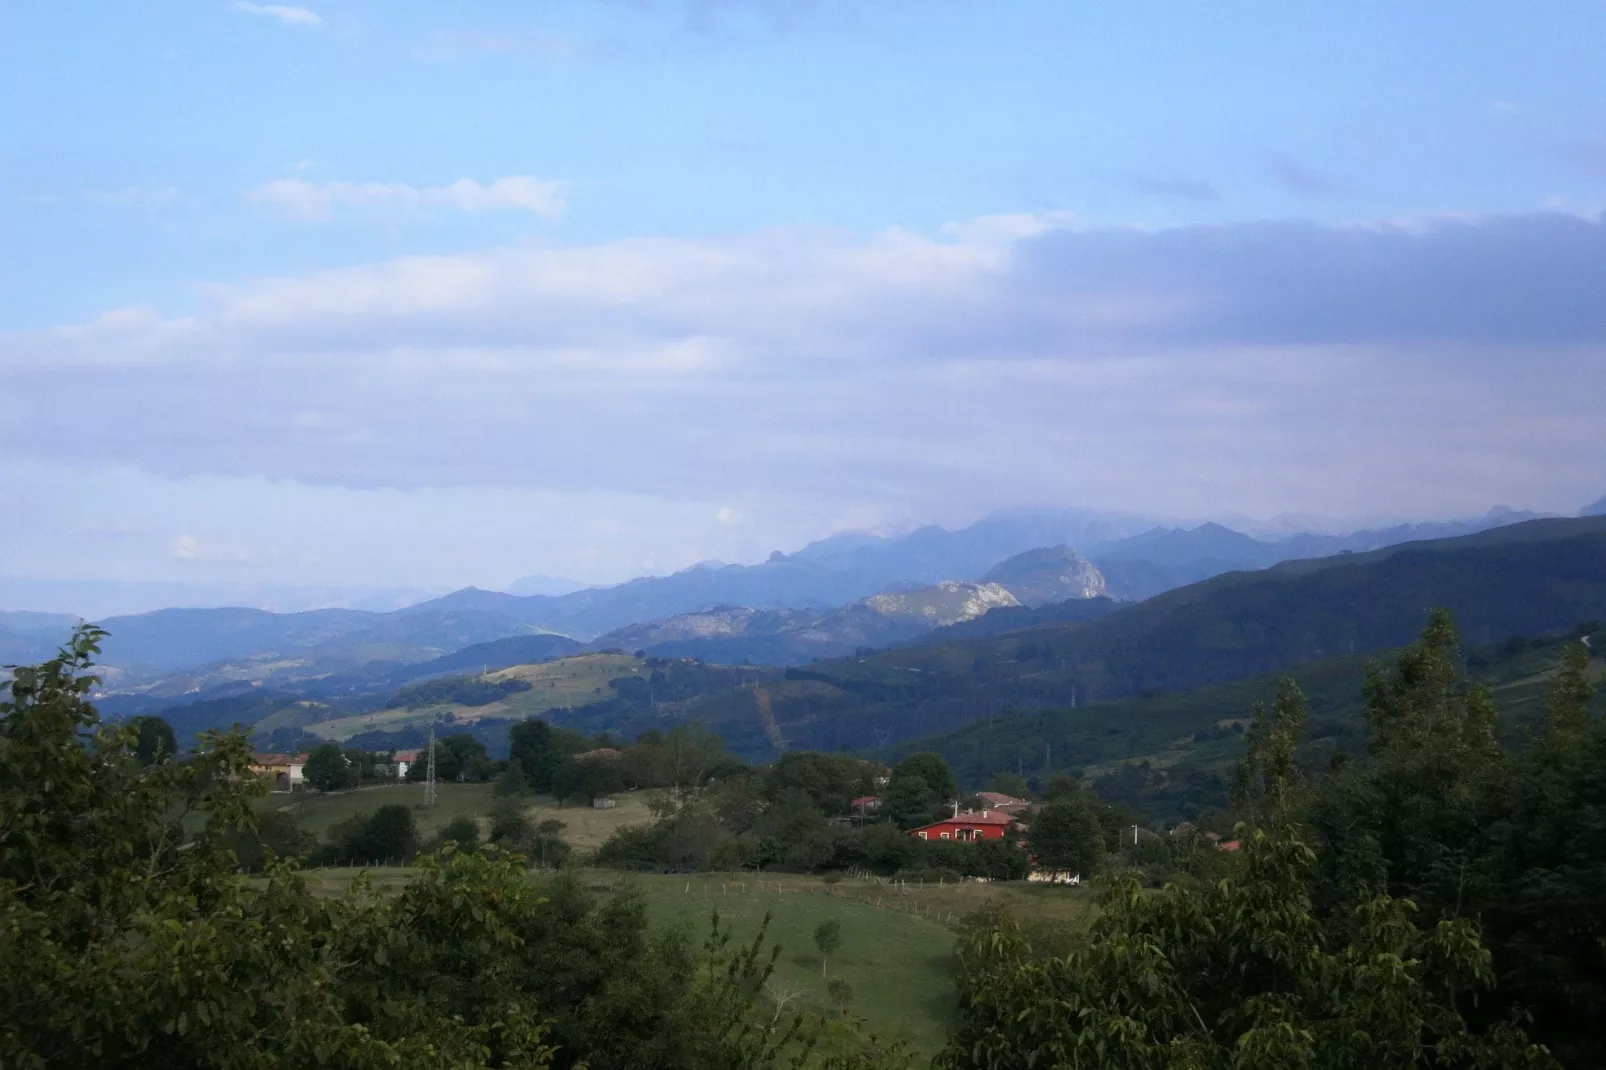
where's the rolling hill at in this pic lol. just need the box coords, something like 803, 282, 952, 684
885, 622, 1606, 824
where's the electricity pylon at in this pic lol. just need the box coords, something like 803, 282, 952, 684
424, 726, 438, 807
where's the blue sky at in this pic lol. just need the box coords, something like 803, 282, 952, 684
1, 1, 1604, 597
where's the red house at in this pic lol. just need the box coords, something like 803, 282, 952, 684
907, 810, 1017, 842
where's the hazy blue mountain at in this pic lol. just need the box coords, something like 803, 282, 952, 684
1092, 521, 1274, 568
87, 605, 553, 699
0, 610, 79, 665
787, 509, 1156, 584
980, 546, 1107, 606
1582, 495, 1606, 517
1268, 507, 1552, 559
0, 577, 435, 619
504, 573, 589, 597
591, 580, 1020, 665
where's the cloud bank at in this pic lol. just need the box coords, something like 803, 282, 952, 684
248, 177, 567, 220
3, 210, 1604, 581
228, 2, 322, 28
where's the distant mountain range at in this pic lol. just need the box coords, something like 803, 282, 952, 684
83, 514, 1606, 764
632, 515, 1606, 758
3, 503, 1574, 705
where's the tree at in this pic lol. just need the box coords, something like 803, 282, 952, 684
552, 754, 626, 805
326, 804, 420, 864
304, 741, 356, 791
1025, 798, 1102, 878
751, 790, 836, 872
228, 809, 315, 872
436, 733, 495, 782
129, 714, 176, 765
1307, 621, 1606, 1066
509, 717, 574, 793
892, 753, 956, 804
988, 771, 1030, 799
1041, 774, 1082, 804
436, 815, 480, 852
0, 627, 909, 1069
825, 978, 854, 1016
813, 919, 842, 979
765, 752, 876, 814
940, 669, 1556, 1070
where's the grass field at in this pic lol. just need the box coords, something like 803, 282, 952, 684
294, 861, 1093, 1056
260, 783, 656, 849
617, 872, 959, 1055
300, 653, 648, 741
258, 782, 499, 841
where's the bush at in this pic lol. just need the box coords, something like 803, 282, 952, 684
318, 804, 420, 865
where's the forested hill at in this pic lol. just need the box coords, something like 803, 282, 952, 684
885, 623, 1606, 824
675, 517, 1606, 756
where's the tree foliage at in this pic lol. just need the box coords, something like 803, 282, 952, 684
1307, 614, 1606, 1066
1025, 796, 1103, 877
129, 714, 176, 765
0, 627, 909, 1069
942, 658, 1557, 1069
304, 740, 356, 791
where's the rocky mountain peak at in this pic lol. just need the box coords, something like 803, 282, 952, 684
981, 545, 1108, 607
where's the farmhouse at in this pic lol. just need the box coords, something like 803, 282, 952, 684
250, 752, 308, 791
906, 809, 1017, 842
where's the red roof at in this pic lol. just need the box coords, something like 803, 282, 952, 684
909, 810, 1017, 831
1218, 840, 1242, 852
393, 749, 422, 762
977, 792, 1030, 809
253, 753, 293, 767
851, 795, 880, 808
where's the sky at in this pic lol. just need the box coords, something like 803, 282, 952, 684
2, 1, 1604, 594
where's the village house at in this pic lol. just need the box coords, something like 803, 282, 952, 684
906, 809, 1019, 842
974, 791, 1031, 814
391, 749, 422, 779
250, 752, 308, 792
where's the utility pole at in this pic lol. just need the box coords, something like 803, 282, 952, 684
424, 726, 438, 808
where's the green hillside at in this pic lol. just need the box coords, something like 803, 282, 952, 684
286, 653, 651, 741
889, 624, 1606, 823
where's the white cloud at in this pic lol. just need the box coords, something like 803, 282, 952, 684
247, 176, 567, 220
171, 534, 201, 560
170, 533, 250, 563
3, 211, 1605, 586
228, 2, 323, 27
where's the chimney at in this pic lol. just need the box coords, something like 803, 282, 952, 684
952, 799, 959, 818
